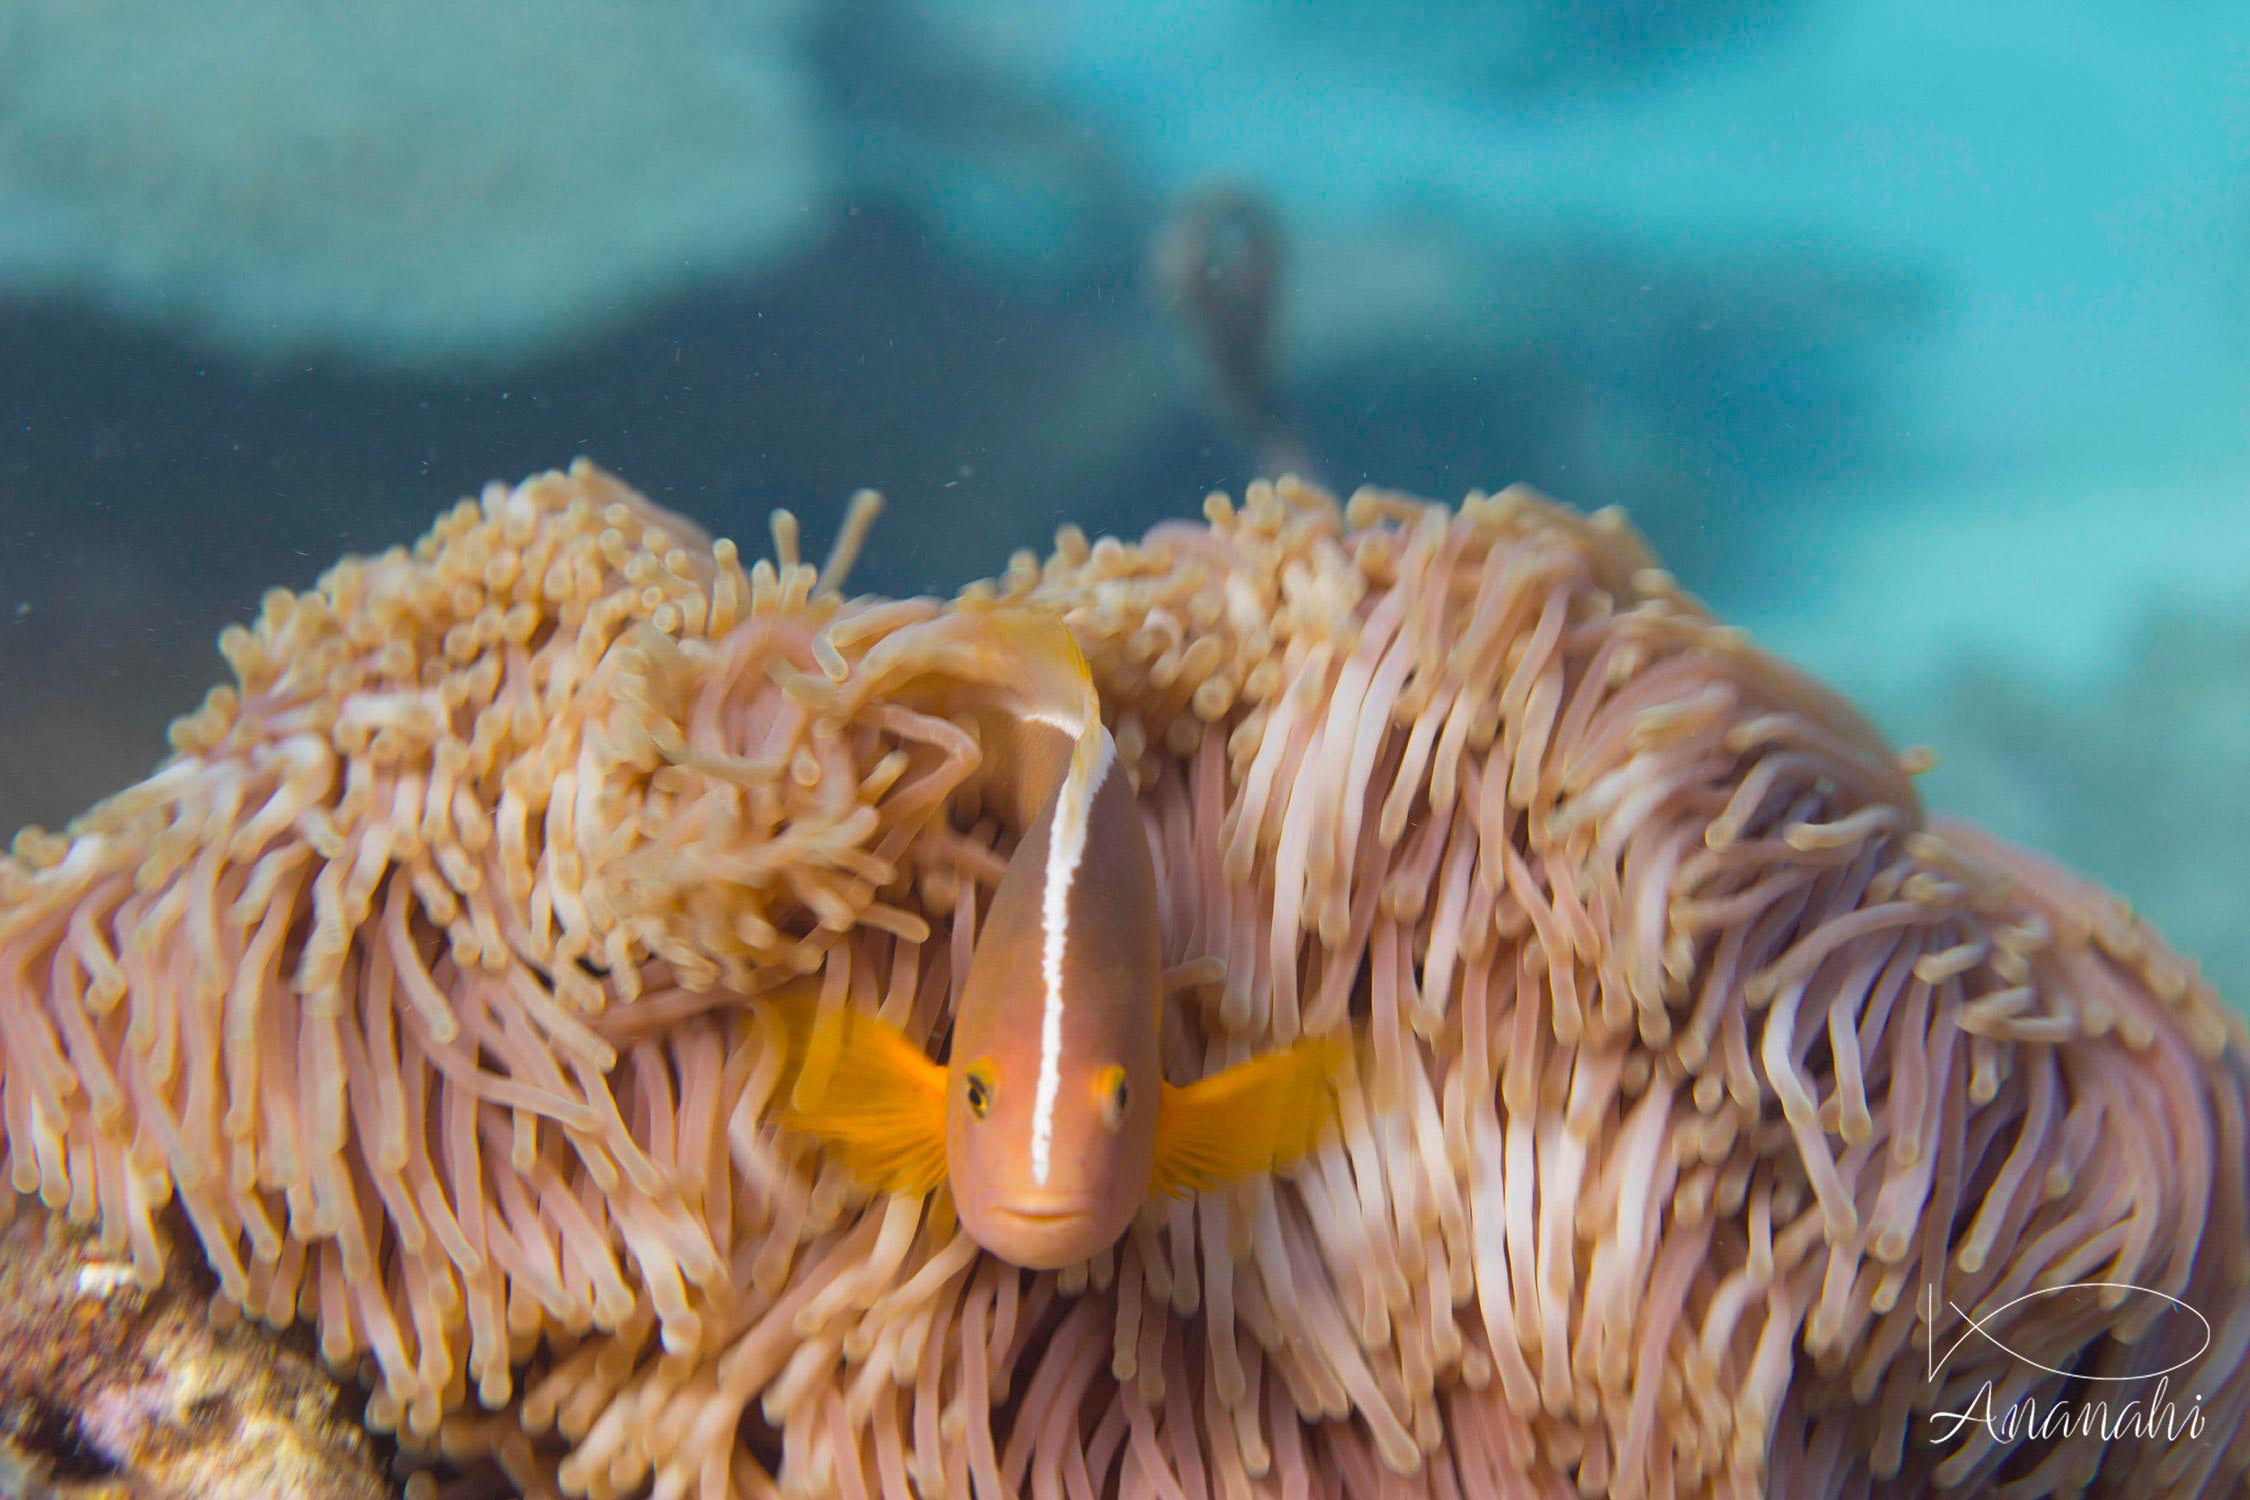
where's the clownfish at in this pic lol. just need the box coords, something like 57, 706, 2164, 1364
767, 608, 1343, 1270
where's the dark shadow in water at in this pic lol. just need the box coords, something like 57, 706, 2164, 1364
0, 197, 1922, 833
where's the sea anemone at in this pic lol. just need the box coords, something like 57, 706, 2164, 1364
2, 462, 2243, 1498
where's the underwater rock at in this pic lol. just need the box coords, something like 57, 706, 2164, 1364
0, 0, 820, 365
0, 1207, 391, 1500
1929, 603, 2250, 1005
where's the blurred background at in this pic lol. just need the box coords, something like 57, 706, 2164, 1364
0, 0, 2244, 999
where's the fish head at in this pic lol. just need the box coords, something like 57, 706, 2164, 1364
946, 1030, 1159, 1270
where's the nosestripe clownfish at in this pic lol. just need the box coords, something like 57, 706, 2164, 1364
766, 607, 1344, 1270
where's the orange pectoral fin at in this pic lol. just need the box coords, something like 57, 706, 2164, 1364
763, 984, 950, 1198
1150, 1033, 1350, 1200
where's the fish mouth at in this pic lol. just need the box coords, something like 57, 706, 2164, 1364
985, 1199, 1103, 1226
967, 1198, 1121, 1268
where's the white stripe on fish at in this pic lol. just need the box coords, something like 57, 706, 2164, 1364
1031, 730, 1111, 1185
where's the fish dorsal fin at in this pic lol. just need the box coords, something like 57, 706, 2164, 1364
763, 982, 950, 1197
971, 608, 1106, 823
829, 604, 1101, 834
1149, 1033, 1349, 1199
977, 605, 1097, 731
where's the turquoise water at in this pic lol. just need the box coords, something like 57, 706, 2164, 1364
1, 0, 2244, 996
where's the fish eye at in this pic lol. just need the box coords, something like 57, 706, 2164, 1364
1095, 1065, 1130, 1131
965, 1063, 994, 1120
